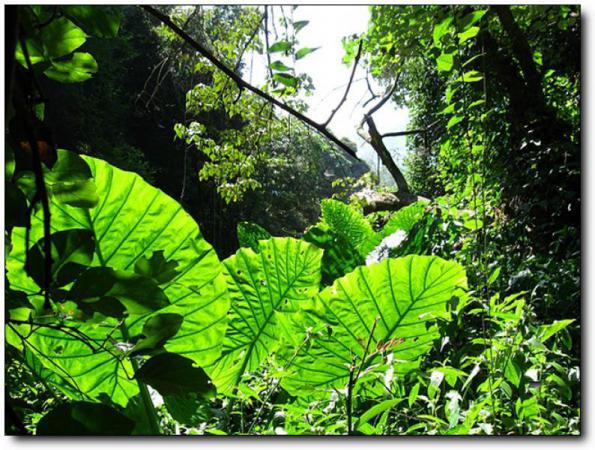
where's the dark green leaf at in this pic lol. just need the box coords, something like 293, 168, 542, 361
63, 5, 121, 38
294, 20, 309, 33
270, 60, 293, 72
237, 221, 271, 252
69, 267, 170, 315
134, 250, 180, 284
304, 222, 364, 285
27, 229, 95, 288
164, 394, 211, 427
273, 72, 298, 88
135, 353, 216, 398
130, 313, 183, 355
6, 183, 29, 230
36, 401, 134, 435
268, 40, 291, 53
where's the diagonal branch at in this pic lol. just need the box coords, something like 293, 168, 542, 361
323, 40, 363, 127
142, 5, 359, 160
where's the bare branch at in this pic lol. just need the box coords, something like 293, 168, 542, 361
142, 5, 359, 160
363, 78, 399, 121
323, 40, 363, 127
381, 119, 440, 139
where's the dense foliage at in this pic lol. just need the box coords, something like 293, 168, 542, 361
5, 4, 579, 436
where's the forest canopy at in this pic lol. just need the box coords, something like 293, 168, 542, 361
4, 4, 580, 436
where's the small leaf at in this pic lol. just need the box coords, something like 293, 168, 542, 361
504, 359, 522, 388
40, 17, 87, 58
459, 70, 483, 83
459, 9, 487, 30
433, 16, 454, 46
447, 115, 464, 129
44, 52, 98, 83
69, 267, 170, 315
408, 382, 421, 407
538, 319, 574, 343
49, 179, 99, 208
436, 52, 454, 72
135, 353, 216, 398
27, 229, 95, 288
268, 40, 291, 53
36, 402, 134, 435
270, 60, 293, 72
458, 26, 480, 43
130, 313, 184, 355
356, 398, 403, 431
294, 20, 309, 33
134, 250, 180, 284
488, 267, 501, 285
273, 72, 298, 88
296, 46, 319, 60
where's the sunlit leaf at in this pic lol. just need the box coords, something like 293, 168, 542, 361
296, 46, 319, 60
281, 255, 467, 395
44, 52, 98, 83
207, 238, 322, 394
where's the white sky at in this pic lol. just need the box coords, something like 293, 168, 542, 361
247, 5, 410, 184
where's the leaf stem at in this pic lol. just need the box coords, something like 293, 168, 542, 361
120, 323, 162, 435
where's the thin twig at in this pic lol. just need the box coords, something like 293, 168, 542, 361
381, 119, 440, 139
323, 40, 363, 127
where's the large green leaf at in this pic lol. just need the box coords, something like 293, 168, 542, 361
237, 221, 271, 252
378, 201, 428, 239
63, 5, 121, 38
304, 222, 363, 286
24, 324, 139, 407
280, 255, 467, 395
7, 151, 229, 404
320, 199, 375, 257
207, 238, 322, 394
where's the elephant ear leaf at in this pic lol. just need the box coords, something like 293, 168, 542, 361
320, 199, 375, 257
7, 151, 229, 406
304, 222, 363, 285
280, 255, 467, 395
207, 237, 322, 394
237, 221, 271, 252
